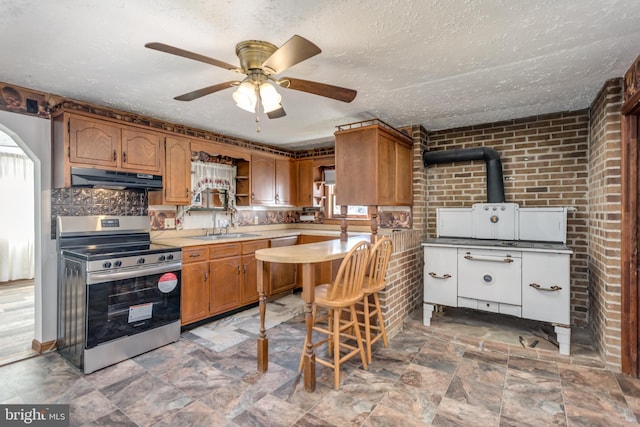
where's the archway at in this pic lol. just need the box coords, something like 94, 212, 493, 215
0, 128, 37, 363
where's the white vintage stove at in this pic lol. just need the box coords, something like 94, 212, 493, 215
422, 203, 573, 355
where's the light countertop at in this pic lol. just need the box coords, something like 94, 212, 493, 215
152, 227, 376, 249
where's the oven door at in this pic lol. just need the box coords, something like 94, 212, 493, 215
85, 262, 181, 349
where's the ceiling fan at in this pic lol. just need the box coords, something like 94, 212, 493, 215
145, 35, 357, 119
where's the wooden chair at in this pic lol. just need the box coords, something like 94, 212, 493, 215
358, 236, 393, 364
299, 240, 371, 390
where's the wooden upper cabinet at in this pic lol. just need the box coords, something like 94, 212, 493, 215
120, 127, 162, 173
275, 158, 295, 205
335, 122, 413, 206
162, 136, 191, 205
52, 111, 163, 187
68, 116, 120, 168
296, 159, 314, 206
250, 154, 295, 206
251, 154, 275, 205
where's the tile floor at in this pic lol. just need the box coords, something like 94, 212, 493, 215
2, 293, 640, 426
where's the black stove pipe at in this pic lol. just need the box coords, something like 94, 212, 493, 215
422, 147, 505, 203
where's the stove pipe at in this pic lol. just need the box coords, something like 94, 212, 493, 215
422, 147, 505, 203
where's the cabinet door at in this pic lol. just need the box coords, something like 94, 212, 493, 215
69, 116, 119, 168
377, 133, 397, 205
120, 127, 162, 173
163, 136, 191, 205
209, 257, 241, 315
241, 240, 269, 304
251, 155, 275, 205
181, 261, 209, 325
297, 159, 314, 206
395, 141, 413, 204
298, 235, 339, 286
522, 252, 570, 324
424, 247, 458, 306
269, 236, 298, 295
241, 253, 260, 304
275, 158, 295, 205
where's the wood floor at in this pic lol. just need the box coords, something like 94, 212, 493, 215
0, 279, 37, 366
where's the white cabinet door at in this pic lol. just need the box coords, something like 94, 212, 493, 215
522, 252, 570, 324
424, 247, 458, 306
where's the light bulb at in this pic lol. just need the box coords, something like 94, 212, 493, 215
259, 82, 282, 113
232, 81, 257, 113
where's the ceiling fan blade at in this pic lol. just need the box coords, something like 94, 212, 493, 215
145, 42, 241, 72
267, 106, 286, 119
262, 35, 321, 75
174, 81, 239, 101
279, 77, 357, 103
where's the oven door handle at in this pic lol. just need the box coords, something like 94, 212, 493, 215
86, 261, 182, 285
464, 254, 514, 263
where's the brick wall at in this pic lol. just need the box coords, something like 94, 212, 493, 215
588, 78, 623, 370
425, 111, 590, 327
380, 125, 429, 336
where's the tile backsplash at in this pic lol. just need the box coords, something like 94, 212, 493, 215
51, 187, 147, 237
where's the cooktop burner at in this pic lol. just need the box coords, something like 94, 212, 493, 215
62, 244, 180, 261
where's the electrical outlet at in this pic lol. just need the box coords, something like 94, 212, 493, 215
164, 218, 175, 229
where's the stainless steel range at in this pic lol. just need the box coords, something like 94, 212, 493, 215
57, 215, 182, 374
422, 202, 573, 355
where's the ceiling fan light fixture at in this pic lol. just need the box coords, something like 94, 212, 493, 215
232, 81, 257, 113
259, 82, 282, 113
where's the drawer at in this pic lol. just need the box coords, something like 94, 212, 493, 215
457, 297, 477, 309
209, 242, 241, 259
182, 246, 208, 263
242, 239, 269, 255
499, 303, 521, 317
476, 299, 500, 313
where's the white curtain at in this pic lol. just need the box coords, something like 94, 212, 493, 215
177, 162, 238, 227
0, 151, 34, 281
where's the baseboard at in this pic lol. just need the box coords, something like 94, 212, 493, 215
32, 338, 56, 353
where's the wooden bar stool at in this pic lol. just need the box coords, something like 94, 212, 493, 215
298, 240, 371, 390
359, 236, 392, 364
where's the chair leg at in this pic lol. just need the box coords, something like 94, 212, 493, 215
362, 293, 373, 364
333, 308, 341, 390
350, 304, 368, 370
373, 292, 388, 348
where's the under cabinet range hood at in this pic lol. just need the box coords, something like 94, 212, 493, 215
70, 167, 162, 190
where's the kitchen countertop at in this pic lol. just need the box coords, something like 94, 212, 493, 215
152, 228, 373, 249
422, 237, 573, 253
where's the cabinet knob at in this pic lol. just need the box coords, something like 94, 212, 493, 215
204, 272, 208, 282
113, 149, 117, 161
122, 151, 127, 162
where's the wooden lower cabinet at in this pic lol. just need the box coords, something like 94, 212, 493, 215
181, 240, 269, 326
297, 235, 341, 286
268, 236, 299, 295
241, 240, 269, 304
209, 255, 242, 315
181, 246, 210, 325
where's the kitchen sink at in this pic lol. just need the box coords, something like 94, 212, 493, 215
189, 233, 260, 240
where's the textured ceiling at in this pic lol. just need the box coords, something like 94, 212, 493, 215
1, 0, 639, 150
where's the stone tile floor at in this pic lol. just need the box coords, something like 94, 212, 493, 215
1, 293, 640, 426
